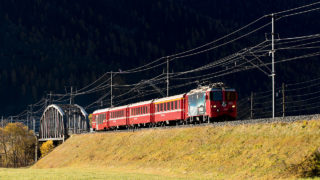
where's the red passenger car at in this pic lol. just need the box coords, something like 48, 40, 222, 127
128, 100, 154, 127
108, 105, 128, 129
153, 94, 185, 124
92, 108, 109, 131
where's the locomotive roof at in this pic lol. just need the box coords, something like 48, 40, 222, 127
153, 94, 185, 103
187, 87, 236, 95
127, 100, 154, 107
225, 88, 236, 91
187, 86, 213, 95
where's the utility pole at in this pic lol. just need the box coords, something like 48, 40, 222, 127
271, 13, 276, 119
35, 136, 38, 163
70, 86, 73, 104
33, 116, 35, 133
49, 91, 52, 105
166, 56, 169, 97
27, 110, 29, 130
110, 71, 113, 107
282, 83, 285, 117
250, 92, 254, 119
29, 105, 33, 130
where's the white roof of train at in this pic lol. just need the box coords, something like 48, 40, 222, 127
109, 105, 129, 111
128, 100, 154, 107
153, 94, 185, 103
93, 108, 110, 114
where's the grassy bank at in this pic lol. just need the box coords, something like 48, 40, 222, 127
0, 168, 187, 180
27, 120, 320, 179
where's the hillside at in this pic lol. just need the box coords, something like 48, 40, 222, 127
32, 120, 320, 179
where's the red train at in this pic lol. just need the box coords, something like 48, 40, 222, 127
91, 83, 238, 131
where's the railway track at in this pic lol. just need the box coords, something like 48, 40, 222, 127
85, 113, 320, 135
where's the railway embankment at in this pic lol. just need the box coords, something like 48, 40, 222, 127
33, 119, 320, 179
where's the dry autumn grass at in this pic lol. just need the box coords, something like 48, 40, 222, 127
4, 119, 320, 179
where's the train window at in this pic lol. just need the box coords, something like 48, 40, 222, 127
160, 103, 163, 111
167, 102, 170, 110
175, 101, 177, 109
210, 91, 223, 101
164, 103, 166, 111
171, 101, 174, 110
157, 104, 159, 112
226, 91, 237, 101
178, 101, 180, 109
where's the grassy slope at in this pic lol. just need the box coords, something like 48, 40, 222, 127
0, 168, 190, 180
31, 120, 320, 179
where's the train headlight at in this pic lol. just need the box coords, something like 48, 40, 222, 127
213, 105, 217, 108
232, 105, 236, 108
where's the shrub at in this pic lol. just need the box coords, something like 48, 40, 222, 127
40, 140, 54, 158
